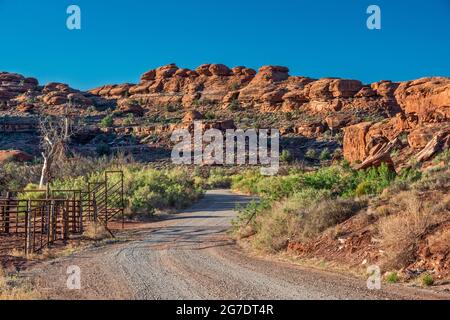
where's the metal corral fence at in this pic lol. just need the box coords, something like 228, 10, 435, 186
0, 171, 124, 254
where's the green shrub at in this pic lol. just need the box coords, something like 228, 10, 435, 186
100, 115, 114, 128
319, 148, 331, 160
96, 143, 111, 156
305, 149, 317, 159
128, 186, 156, 216
48, 166, 204, 217
205, 169, 232, 189
123, 114, 135, 126
420, 273, 434, 286
0, 162, 41, 194
166, 105, 179, 113
344, 164, 397, 197
204, 111, 216, 120
228, 99, 240, 111
18, 183, 46, 200
434, 149, 450, 166
280, 150, 294, 164
386, 272, 399, 283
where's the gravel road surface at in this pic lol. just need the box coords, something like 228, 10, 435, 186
26, 190, 448, 300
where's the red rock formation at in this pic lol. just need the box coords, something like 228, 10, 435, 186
0, 150, 33, 164
1, 65, 449, 170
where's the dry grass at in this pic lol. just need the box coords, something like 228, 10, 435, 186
378, 191, 446, 269
427, 227, 450, 251
253, 202, 301, 252
0, 268, 40, 300
83, 223, 111, 241
252, 196, 365, 253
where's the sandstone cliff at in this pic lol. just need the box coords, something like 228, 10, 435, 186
1, 64, 449, 169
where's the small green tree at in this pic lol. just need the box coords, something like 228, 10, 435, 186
100, 115, 114, 128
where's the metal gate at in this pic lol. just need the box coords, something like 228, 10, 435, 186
0, 171, 124, 254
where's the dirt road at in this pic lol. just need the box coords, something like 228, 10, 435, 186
26, 190, 448, 300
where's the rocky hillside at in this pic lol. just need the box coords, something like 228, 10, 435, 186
1, 64, 449, 169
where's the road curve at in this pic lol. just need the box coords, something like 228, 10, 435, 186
27, 190, 448, 300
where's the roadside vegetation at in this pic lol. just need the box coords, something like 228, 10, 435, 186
231, 159, 450, 282
0, 268, 39, 300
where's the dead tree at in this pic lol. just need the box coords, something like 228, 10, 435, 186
38, 104, 79, 193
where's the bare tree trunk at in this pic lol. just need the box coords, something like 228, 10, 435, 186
39, 154, 48, 189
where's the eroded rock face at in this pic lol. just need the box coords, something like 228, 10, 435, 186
394, 77, 450, 123
88, 64, 417, 119
0, 150, 33, 164
117, 99, 145, 117
343, 122, 373, 163
1, 65, 449, 170
0, 72, 100, 114
0, 72, 39, 101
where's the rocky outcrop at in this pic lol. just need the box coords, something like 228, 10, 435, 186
117, 99, 144, 116
0, 150, 33, 164
0, 72, 104, 114
86, 64, 407, 120
0, 65, 449, 170
394, 77, 450, 123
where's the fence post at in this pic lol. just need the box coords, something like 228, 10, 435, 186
63, 201, 69, 243
79, 200, 84, 234
3, 192, 11, 234
121, 172, 125, 229
25, 200, 33, 254
93, 194, 98, 222
105, 173, 109, 226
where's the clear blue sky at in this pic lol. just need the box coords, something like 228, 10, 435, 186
0, 0, 449, 90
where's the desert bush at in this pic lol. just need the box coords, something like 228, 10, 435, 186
231, 170, 263, 195
83, 223, 111, 240
228, 99, 240, 111
347, 164, 397, 197
420, 273, 434, 286
231, 164, 398, 202
433, 149, 450, 166
123, 113, 135, 126
280, 150, 293, 164
99, 114, 114, 128
244, 191, 364, 252
204, 168, 232, 189
305, 148, 317, 159
319, 148, 331, 160
386, 272, 399, 283
412, 167, 450, 191
0, 268, 39, 300
116, 167, 204, 215
96, 143, 111, 156
204, 111, 216, 120
378, 191, 440, 269
296, 197, 366, 241
49, 165, 203, 216
253, 203, 301, 252
166, 104, 179, 113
